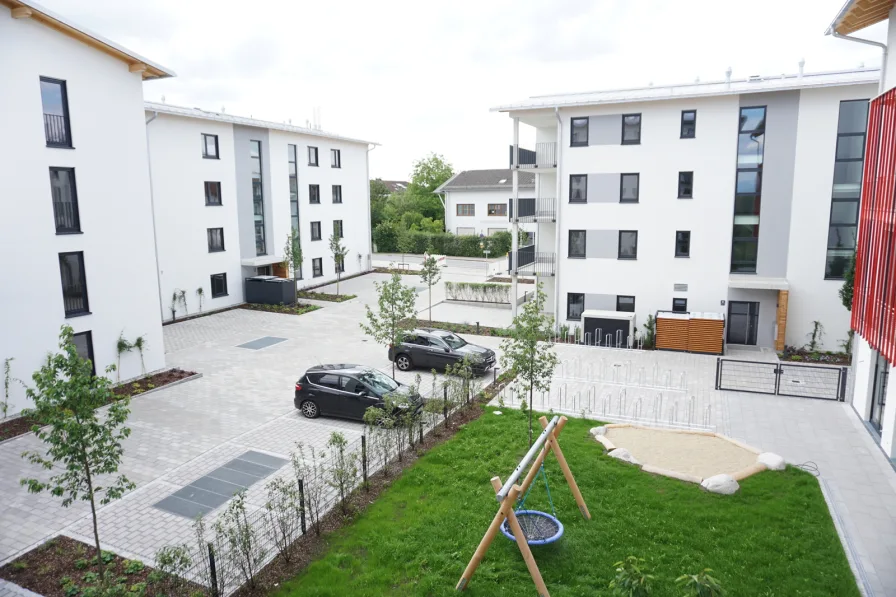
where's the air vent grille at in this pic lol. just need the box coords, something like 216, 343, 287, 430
673, 283, 688, 292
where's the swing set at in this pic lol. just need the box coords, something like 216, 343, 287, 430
456, 415, 591, 597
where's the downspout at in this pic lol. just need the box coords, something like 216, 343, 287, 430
144, 111, 166, 321
827, 30, 887, 93
553, 107, 562, 326
366, 144, 375, 269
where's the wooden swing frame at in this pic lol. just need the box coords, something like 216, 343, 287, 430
456, 415, 590, 597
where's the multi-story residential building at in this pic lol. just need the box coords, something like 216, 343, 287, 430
492, 67, 877, 352
436, 169, 536, 239
0, 0, 172, 415
827, 0, 895, 459
145, 104, 375, 319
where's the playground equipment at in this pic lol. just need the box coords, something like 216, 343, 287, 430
456, 415, 590, 597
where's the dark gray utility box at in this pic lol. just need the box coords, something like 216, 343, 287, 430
245, 276, 296, 305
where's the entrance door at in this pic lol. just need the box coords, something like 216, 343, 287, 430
870, 352, 889, 432
727, 301, 759, 345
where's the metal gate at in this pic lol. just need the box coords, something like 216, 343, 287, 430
715, 358, 848, 401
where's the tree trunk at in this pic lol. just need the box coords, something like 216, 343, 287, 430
528, 381, 534, 447
428, 285, 432, 323
83, 462, 104, 580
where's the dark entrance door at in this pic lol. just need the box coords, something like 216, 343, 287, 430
870, 352, 888, 432
727, 301, 759, 345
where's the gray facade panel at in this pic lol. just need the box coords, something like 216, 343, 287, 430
588, 115, 620, 145
587, 173, 620, 203
584, 293, 616, 311
233, 125, 273, 261
585, 229, 618, 258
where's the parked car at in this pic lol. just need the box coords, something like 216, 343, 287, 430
294, 364, 422, 421
388, 328, 496, 374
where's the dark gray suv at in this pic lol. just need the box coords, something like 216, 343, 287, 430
388, 328, 496, 374
294, 364, 422, 421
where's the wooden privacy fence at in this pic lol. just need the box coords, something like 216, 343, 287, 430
655, 311, 725, 355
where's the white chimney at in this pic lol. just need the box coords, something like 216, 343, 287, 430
221, 106, 226, 113
798, 58, 805, 78
725, 67, 732, 86
161, 95, 166, 103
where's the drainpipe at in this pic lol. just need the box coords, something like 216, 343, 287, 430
144, 111, 166, 321
511, 118, 519, 319
366, 144, 375, 268
827, 30, 887, 93
553, 107, 562, 326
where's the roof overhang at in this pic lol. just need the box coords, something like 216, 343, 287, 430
241, 255, 284, 268
1, 0, 175, 80
827, 0, 895, 35
728, 275, 789, 291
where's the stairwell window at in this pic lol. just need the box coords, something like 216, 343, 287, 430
311, 221, 321, 241
207, 228, 225, 252
567, 293, 584, 320
620, 173, 639, 203
310, 184, 320, 204
331, 149, 341, 168
201, 133, 219, 159
210, 273, 228, 298
205, 181, 222, 206
622, 114, 641, 145
312, 258, 323, 277
50, 167, 80, 233
334, 220, 344, 238
678, 171, 694, 199
40, 77, 72, 148
571, 117, 589, 146
675, 231, 691, 257
569, 230, 586, 259
618, 231, 638, 259
570, 175, 587, 203
72, 331, 96, 375
680, 110, 696, 139
308, 146, 319, 166
332, 185, 343, 203
59, 251, 89, 317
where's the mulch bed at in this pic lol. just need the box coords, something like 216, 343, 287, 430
779, 346, 851, 365
373, 267, 419, 275
296, 291, 357, 303
241, 303, 321, 316
403, 319, 512, 338
162, 305, 242, 326
487, 276, 535, 284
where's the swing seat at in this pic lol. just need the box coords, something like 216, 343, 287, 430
500, 510, 564, 545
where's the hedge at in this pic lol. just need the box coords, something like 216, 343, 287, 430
445, 281, 511, 303
372, 225, 513, 258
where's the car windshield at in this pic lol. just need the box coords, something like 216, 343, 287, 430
358, 369, 399, 394
440, 333, 467, 349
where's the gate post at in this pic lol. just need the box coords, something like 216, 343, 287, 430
839, 367, 849, 402
715, 358, 721, 390
774, 365, 782, 395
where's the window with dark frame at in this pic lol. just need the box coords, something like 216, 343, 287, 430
202, 133, 219, 159
72, 330, 96, 376
308, 146, 319, 166
622, 114, 641, 145
678, 171, 694, 198
672, 298, 688, 313
675, 231, 691, 257
620, 173, 639, 203
58, 251, 89, 317
288, 144, 300, 234
570, 174, 587, 203
568, 230, 586, 258
210, 273, 228, 298
487, 203, 507, 216
571, 117, 589, 146
207, 228, 225, 252
40, 77, 72, 147
204, 181, 222, 206
730, 106, 766, 273
567, 293, 585, 320
311, 221, 321, 241
618, 230, 638, 259
332, 185, 342, 203
309, 184, 320, 204
616, 295, 635, 312
49, 167, 80, 233
249, 140, 266, 255
680, 110, 696, 138
456, 204, 475, 216
331, 148, 341, 168
312, 258, 323, 277
334, 220, 344, 238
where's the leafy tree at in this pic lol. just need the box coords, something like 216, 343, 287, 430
20, 325, 135, 580
370, 179, 391, 229
283, 228, 304, 301
499, 282, 559, 445
419, 251, 441, 322
406, 153, 454, 221
840, 252, 856, 311
360, 272, 418, 377
329, 230, 349, 296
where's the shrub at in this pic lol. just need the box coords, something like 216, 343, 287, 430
373, 222, 401, 252
445, 281, 511, 303
609, 556, 654, 596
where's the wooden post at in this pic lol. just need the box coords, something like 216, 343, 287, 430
505, 483, 550, 597
539, 416, 590, 520
456, 477, 514, 590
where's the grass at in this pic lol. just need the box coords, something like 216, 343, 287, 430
275, 408, 858, 597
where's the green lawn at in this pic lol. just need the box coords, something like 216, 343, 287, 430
277, 409, 859, 596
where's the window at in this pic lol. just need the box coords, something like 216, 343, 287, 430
456, 204, 475, 216
256, 265, 272, 276
620, 173, 639, 203
616, 296, 635, 312
202, 133, 219, 159
678, 171, 693, 199
207, 228, 225, 252
49, 167, 80, 233
622, 113, 641, 145
730, 106, 766, 273
487, 203, 507, 216
680, 110, 696, 139
456, 227, 475, 236
568, 230, 586, 258
312, 258, 323, 278
40, 77, 72, 147
618, 231, 638, 259
567, 293, 584, 320
570, 175, 588, 203
331, 149, 341, 168
571, 117, 589, 146
488, 227, 506, 236
72, 331, 96, 376
335, 255, 345, 273
308, 146, 319, 166
334, 220, 344, 238
59, 251, 89, 317
332, 185, 343, 203
675, 231, 690, 257
672, 298, 688, 313
250, 140, 266, 255
204, 181, 222, 206
310, 184, 320, 204
311, 221, 321, 241
826, 99, 869, 279
210, 273, 228, 298
288, 144, 299, 233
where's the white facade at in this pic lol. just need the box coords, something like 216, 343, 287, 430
0, 3, 171, 415
444, 189, 536, 238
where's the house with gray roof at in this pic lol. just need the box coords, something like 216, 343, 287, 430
435, 169, 536, 240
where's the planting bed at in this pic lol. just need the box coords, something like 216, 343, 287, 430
296, 291, 357, 303
779, 346, 851, 365
241, 303, 321, 316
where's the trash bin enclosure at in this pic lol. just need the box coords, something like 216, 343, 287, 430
244, 276, 297, 305
580, 310, 636, 348
655, 311, 724, 355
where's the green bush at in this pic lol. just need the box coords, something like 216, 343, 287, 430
373, 222, 401, 252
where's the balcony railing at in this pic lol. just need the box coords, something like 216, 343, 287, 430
509, 142, 557, 169
508, 197, 556, 223
53, 200, 80, 233
508, 245, 556, 277
44, 113, 70, 146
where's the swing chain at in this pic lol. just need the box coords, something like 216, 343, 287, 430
516, 463, 557, 517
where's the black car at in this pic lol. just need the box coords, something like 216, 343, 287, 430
294, 364, 422, 421
387, 328, 496, 374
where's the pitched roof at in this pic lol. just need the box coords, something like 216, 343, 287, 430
434, 169, 535, 193
380, 180, 408, 194
827, 0, 895, 35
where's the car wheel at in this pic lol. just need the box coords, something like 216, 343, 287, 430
395, 353, 413, 371
300, 400, 320, 419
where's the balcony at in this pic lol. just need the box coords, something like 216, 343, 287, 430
508, 245, 556, 277
509, 142, 557, 169
44, 113, 70, 147
508, 197, 556, 223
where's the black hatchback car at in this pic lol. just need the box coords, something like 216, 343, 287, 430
294, 364, 422, 421
388, 328, 496, 374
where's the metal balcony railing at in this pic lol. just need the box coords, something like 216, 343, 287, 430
508, 197, 556, 223
508, 245, 556, 277
509, 142, 557, 169
44, 113, 69, 146
53, 200, 80, 233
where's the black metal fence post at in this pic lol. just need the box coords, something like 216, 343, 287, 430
443, 384, 448, 423
298, 478, 307, 534
418, 420, 424, 444
361, 436, 368, 488
715, 358, 721, 390
839, 367, 849, 402
493, 367, 497, 386
207, 543, 219, 597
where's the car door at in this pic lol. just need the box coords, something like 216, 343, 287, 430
425, 336, 455, 372
401, 335, 429, 368
306, 373, 342, 415
340, 376, 380, 420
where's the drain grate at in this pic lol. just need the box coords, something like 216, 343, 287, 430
237, 336, 287, 350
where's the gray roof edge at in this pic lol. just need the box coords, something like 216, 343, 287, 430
441, 183, 536, 192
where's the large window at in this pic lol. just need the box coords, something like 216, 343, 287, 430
730, 106, 766, 273
568, 230, 586, 258
675, 231, 691, 257
312, 258, 323, 277
570, 175, 588, 203
211, 273, 228, 298
456, 204, 475, 216
331, 149, 341, 168
310, 184, 321, 204
202, 133, 219, 159
72, 331, 96, 376
49, 167, 80, 233
488, 203, 507, 216
567, 293, 584, 320
826, 99, 869, 279
205, 181, 222, 206
40, 77, 71, 147
616, 296, 635, 312
680, 110, 696, 139
288, 144, 299, 230
672, 298, 688, 313
207, 228, 225, 252
620, 173, 639, 203
59, 251, 89, 317
334, 220, 344, 238
622, 114, 641, 145
308, 146, 319, 166
311, 221, 321, 241
250, 140, 266, 255
678, 171, 693, 199
618, 231, 638, 259
332, 185, 343, 204
571, 117, 589, 146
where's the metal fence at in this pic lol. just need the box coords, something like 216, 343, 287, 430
715, 358, 847, 401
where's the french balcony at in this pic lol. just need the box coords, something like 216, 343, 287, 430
509, 142, 557, 169
508, 197, 556, 223
44, 113, 70, 147
508, 245, 556, 277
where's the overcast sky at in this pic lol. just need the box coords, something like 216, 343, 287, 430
46, 0, 888, 180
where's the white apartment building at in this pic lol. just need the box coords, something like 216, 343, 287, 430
437, 169, 536, 239
145, 104, 375, 320
494, 67, 877, 352
0, 0, 172, 415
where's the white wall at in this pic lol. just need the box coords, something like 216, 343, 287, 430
0, 7, 165, 415
445, 188, 536, 237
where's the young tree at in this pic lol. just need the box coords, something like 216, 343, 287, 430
329, 230, 349, 296
20, 325, 135, 580
283, 228, 303, 302
360, 272, 418, 377
419, 251, 441, 323
499, 282, 559, 445
326, 431, 359, 515
370, 178, 391, 229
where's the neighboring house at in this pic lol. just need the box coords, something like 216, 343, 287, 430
492, 67, 877, 352
827, 0, 895, 459
145, 103, 376, 320
380, 180, 408, 195
0, 0, 172, 415
436, 169, 537, 239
